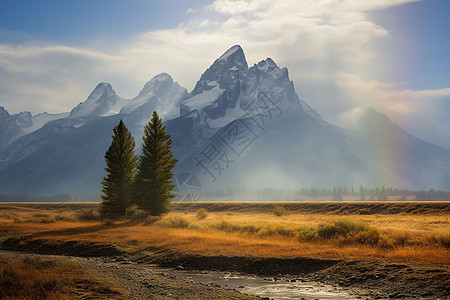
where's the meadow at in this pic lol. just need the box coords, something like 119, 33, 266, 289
0, 202, 448, 266
0, 253, 120, 299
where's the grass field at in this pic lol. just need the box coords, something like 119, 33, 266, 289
0, 202, 449, 266
0, 253, 119, 299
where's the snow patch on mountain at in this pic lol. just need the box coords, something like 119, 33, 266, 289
182, 88, 225, 111
100, 97, 129, 117
22, 112, 70, 134
207, 98, 246, 128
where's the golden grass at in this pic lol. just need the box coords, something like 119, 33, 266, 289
0, 254, 118, 300
0, 203, 449, 266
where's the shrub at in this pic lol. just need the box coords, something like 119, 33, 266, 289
354, 227, 380, 246
272, 205, 287, 216
0, 212, 19, 222
54, 215, 75, 222
142, 215, 160, 225
0, 256, 65, 298
378, 234, 395, 249
317, 219, 369, 239
188, 223, 202, 230
213, 220, 242, 232
156, 216, 190, 228
427, 232, 450, 248
32, 213, 50, 218
75, 209, 99, 221
391, 231, 412, 246
257, 224, 296, 238
22, 214, 55, 224
256, 227, 269, 238
297, 227, 319, 241
240, 224, 261, 234
196, 208, 208, 220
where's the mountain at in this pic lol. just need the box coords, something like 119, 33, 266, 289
69, 82, 127, 118
167, 45, 368, 189
120, 73, 187, 137
0, 74, 187, 195
356, 108, 450, 189
0, 45, 449, 195
0, 106, 68, 152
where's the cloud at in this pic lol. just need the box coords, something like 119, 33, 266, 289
0, 0, 447, 150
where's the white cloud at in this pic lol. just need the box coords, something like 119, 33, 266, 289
1, 0, 447, 150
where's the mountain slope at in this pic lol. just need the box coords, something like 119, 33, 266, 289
356, 108, 450, 189
0, 107, 68, 153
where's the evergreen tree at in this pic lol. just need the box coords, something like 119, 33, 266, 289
359, 185, 366, 201
134, 111, 178, 216
99, 120, 137, 217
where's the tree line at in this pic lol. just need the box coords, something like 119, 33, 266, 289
202, 186, 450, 201
99, 111, 177, 217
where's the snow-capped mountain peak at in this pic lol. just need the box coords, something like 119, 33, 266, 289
256, 58, 277, 71
218, 45, 244, 61
70, 82, 120, 118
120, 73, 187, 121
136, 72, 174, 99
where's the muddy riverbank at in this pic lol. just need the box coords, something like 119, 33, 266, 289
2, 237, 449, 299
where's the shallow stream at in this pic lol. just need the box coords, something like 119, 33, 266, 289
162, 268, 358, 299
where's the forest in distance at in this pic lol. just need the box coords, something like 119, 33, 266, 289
1, 186, 450, 202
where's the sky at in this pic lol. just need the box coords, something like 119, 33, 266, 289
0, 0, 449, 150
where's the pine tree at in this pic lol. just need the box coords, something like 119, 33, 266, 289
99, 120, 138, 217
134, 111, 178, 216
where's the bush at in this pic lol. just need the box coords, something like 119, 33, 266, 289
0, 256, 69, 299
196, 208, 208, 220
317, 219, 369, 239
142, 215, 160, 225
391, 231, 412, 246
240, 224, 261, 234
272, 205, 287, 216
54, 215, 75, 222
0, 212, 19, 222
378, 234, 395, 249
427, 232, 450, 248
297, 227, 319, 241
21, 214, 55, 224
75, 209, 99, 221
213, 220, 242, 232
257, 224, 296, 238
354, 227, 380, 246
156, 216, 190, 228
188, 223, 203, 230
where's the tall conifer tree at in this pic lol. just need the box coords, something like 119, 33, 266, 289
99, 120, 137, 217
134, 111, 177, 216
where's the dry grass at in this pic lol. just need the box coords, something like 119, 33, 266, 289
0, 254, 117, 300
0, 202, 449, 266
